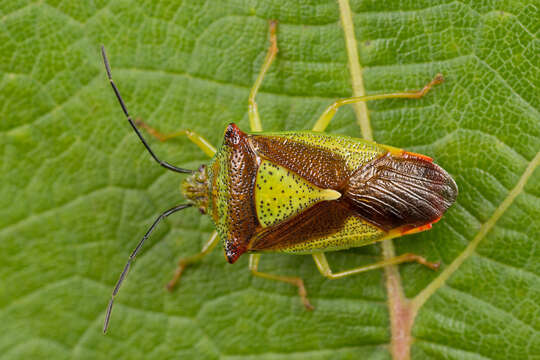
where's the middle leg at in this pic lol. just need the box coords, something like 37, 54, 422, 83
248, 20, 278, 132
249, 254, 314, 310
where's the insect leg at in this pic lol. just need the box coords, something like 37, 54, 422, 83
249, 254, 314, 310
312, 252, 439, 280
312, 74, 444, 132
135, 120, 216, 158
248, 20, 278, 132
166, 231, 220, 291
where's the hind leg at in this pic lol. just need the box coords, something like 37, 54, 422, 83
312, 74, 444, 132
312, 252, 439, 280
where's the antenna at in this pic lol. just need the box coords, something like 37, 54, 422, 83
101, 45, 193, 174
103, 203, 193, 333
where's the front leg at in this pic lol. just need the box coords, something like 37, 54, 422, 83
167, 231, 220, 291
136, 120, 216, 157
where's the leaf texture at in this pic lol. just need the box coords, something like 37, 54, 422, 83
0, 1, 538, 359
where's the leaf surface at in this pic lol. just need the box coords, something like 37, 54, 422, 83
0, 1, 538, 359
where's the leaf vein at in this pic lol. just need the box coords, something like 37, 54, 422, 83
474, 252, 540, 281
414, 338, 494, 360
445, 285, 538, 332
412, 150, 540, 311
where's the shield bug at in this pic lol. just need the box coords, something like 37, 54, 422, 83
101, 20, 457, 333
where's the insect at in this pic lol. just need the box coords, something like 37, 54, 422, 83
101, 21, 457, 333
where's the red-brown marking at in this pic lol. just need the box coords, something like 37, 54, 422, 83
402, 150, 433, 162
249, 134, 351, 189
220, 124, 259, 263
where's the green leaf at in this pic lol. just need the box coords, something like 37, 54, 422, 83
0, 1, 538, 359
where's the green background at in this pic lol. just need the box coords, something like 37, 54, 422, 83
0, 0, 538, 359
